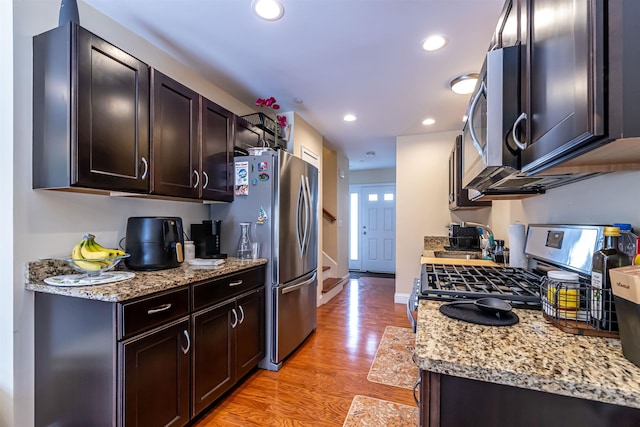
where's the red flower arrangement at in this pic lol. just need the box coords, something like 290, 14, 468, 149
255, 96, 287, 128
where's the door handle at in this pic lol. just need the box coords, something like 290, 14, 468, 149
140, 156, 148, 180
512, 112, 527, 150
413, 376, 421, 405
467, 80, 486, 157
238, 305, 245, 324
181, 330, 191, 354
193, 170, 200, 189
281, 272, 317, 295
296, 177, 305, 257
230, 308, 238, 328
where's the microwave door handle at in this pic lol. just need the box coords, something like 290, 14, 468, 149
467, 80, 487, 157
512, 112, 527, 150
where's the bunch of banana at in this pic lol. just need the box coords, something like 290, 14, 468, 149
71, 234, 126, 271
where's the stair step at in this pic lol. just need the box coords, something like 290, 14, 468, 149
322, 265, 331, 272
322, 277, 342, 293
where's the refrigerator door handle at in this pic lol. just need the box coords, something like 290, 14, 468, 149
280, 271, 317, 295
296, 177, 305, 257
302, 175, 312, 255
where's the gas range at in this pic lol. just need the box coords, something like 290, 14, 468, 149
418, 263, 543, 309
409, 225, 610, 329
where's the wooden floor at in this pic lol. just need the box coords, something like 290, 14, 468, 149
193, 275, 415, 426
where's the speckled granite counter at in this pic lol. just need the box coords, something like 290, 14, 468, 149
414, 300, 640, 409
25, 258, 267, 302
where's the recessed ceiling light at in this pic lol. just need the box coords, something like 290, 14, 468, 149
293, 97, 304, 104
450, 73, 480, 95
422, 35, 448, 52
366, 151, 375, 157
422, 118, 436, 126
252, 0, 285, 21
344, 114, 357, 122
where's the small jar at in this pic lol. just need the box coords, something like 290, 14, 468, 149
184, 240, 196, 261
546, 270, 580, 319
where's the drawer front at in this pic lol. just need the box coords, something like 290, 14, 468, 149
120, 287, 190, 339
193, 266, 265, 311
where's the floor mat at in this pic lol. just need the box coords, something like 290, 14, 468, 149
367, 326, 417, 390
349, 271, 396, 279
342, 395, 418, 427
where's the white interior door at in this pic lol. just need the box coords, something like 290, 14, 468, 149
360, 185, 396, 273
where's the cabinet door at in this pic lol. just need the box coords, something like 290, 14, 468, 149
236, 287, 265, 379
151, 70, 200, 198
121, 318, 190, 427
521, 0, 605, 173
191, 300, 236, 417
76, 27, 150, 192
201, 98, 234, 201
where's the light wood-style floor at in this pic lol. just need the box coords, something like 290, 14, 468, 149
193, 275, 415, 426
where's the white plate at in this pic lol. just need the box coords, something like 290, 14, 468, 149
44, 271, 135, 287
187, 258, 226, 267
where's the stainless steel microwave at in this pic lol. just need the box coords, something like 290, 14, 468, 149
461, 45, 521, 192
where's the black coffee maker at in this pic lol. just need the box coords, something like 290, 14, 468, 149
191, 220, 227, 259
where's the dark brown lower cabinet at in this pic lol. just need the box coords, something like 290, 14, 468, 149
192, 287, 265, 418
34, 266, 266, 426
121, 318, 191, 427
419, 370, 640, 427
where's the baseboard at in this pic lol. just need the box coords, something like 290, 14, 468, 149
394, 292, 410, 305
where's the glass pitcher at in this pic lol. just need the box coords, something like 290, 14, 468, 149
236, 222, 253, 260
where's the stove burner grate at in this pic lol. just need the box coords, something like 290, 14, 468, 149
419, 263, 543, 309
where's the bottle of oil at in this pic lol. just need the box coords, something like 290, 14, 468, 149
590, 226, 631, 331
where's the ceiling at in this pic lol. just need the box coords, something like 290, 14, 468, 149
83, 0, 505, 171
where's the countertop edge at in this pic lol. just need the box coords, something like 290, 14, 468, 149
25, 259, 268, 303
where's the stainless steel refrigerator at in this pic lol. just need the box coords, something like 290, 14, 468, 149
210, 150, 318, 371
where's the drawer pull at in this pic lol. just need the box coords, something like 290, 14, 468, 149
413, 376, 421, 405
238, 305, 245, 324
147, 303, 172, 315
229, 280, 243, 287
231, 308, 238, 328
181, 330, 191, 354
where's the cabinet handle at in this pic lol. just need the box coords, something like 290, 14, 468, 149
231, 308, 238, 328
202, 171, 209, 189
147, 303, 172, 314
181, 330, 190, 354
140, 156, 148, 180
413, 376, 421, 405
512, 112, 527, 150
229, 280, 243, 287
193, 170, 200, 188
238, 305, 245, 324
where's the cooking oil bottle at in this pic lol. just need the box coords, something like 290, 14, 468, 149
590, 226, 631, 331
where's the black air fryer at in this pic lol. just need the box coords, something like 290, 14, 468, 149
125, 217, 184, 271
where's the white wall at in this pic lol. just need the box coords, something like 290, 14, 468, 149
9, 3, 261, 426
396, 131, 458, 299
1, 0, 14, 424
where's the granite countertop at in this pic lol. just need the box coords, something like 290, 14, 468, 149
25, 258, 268, 303
414, 300, 640, 409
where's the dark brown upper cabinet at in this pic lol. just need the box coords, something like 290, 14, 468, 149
201, 98, 234, 202
514, 0, 640, 175
150, 70, 201, 198
33, 22, 150, 193
150, 70, 234, 202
